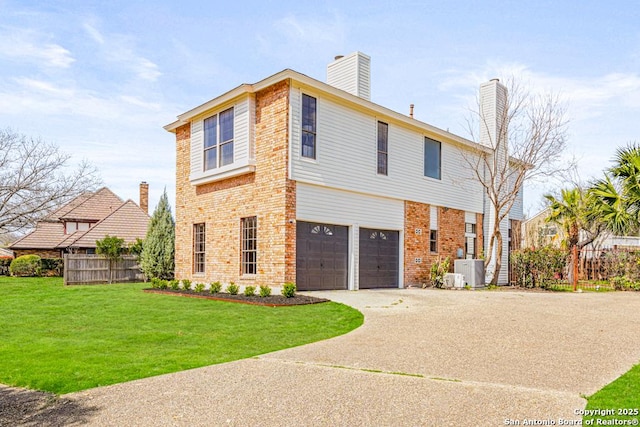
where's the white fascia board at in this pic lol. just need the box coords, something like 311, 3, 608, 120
164, 68, 491, 155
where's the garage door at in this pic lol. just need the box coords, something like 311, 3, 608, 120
296, 221, 348, 291
359, 228, 399, 289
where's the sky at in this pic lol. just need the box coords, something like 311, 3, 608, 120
1, 0, 639, 217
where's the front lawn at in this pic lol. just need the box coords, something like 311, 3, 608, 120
584, 363, 640, 424
0, 277, 363, 394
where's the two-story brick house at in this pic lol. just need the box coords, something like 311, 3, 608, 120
165, 52, 523, 290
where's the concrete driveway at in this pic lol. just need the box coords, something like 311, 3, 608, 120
66, 289, 640, 426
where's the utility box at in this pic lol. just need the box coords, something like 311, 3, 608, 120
444, 273, 465, 288
454, 259, 485, 288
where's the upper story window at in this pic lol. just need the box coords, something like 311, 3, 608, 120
204, 107, 234, 171
65, 222, 91, 234
301, 94, 317, 159
377, 121, 388, 175
424, 137, 441, 180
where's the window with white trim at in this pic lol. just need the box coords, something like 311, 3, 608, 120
301, 94, 317, 159
377, 121, 388, 175
424, 137, 441, 179
193, 223, 205, 274
465, 223, 476, 259
204, 107, 234, 170
241, 216, 257, 275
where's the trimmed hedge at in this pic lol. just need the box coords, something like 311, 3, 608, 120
10, 255, 42, 277
40, 258, 63, 277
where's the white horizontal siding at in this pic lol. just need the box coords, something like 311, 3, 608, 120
190, 120, 203, 176
297, 182, 404, 290
465, 211, 477, 224
189, 96, 254, 184
290, 86, 484, 213
509, 184, 524, 221
296, 182, 404, 229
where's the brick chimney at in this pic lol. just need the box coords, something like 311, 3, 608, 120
139, 181, 149, 214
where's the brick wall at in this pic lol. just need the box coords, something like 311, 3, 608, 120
174, 80, 293, 286
13, 249, 62, 258
404, 201, 469, 287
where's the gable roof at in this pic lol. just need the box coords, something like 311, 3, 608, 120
164, 69, 488, 153
60, 187, 123, 222
47, 192, 93, 220
67, 200, 150, 248
9, 221, 66, 249
10, 188, 150, 251
0, 247, 14, 258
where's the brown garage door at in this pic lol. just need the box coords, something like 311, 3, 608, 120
359, 228, 399, 289
296, 221, 348, 291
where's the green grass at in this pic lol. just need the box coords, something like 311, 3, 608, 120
584, 363, 640, 424
0, 277, 363, 394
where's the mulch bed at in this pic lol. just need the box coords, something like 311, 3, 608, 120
143, 289, 329, 306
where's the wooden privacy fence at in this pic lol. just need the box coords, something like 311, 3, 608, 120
63, 254, 145, 285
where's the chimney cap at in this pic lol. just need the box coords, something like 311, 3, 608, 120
490, 78, 500, 82
334, 55, 344, 61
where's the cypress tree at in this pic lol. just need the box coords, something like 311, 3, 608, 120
140, 188, 175, 280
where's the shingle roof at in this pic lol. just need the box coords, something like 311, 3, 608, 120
47, 192, 93, 220
0, 247, 14, 258
60, 188, 123, 222
9, 221, 66, 249
10, 188, 149, 251
68, 200, 150, 248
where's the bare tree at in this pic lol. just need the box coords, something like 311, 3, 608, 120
0, 128, 101, 236
462, 78, 569, 285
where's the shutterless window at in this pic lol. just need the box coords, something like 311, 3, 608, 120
424, 137, 441, 179
193, 223, 205, 274
377, 121, 388, 175
301, 94, 317, 159
241, 216, 257, 275
430, 230, 438, 253
204, 107, 234, 170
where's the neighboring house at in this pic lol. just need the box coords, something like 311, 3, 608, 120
164, 52, 524, 289
0, 247, 13, 258
522, 207, 640, 250
9, 183, 151, 258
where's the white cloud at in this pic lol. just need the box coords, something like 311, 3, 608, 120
0, 28, 75, 68
82, 22, 105, 45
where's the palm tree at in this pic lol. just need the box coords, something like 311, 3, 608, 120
545, 187, 604, 287
590, 143, 640, 235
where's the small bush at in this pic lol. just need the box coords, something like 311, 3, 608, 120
611, 275, 637, 291
244, 285, 256, 296
150, 277, 162, 289
282, 282, 296, 298
194, 283, 205, 293
40, 258, 63, 276
10, 255, 41, 277
259, 285, 272, 297
210, 281, 222, 293
226, 282, 239, 295
158, 279, 169, 290
169, 279, 180, 290
0, 258, 12, 276
430, 257, 450, 288
181, 279, 192, 291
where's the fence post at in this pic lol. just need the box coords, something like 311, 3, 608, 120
572, 245, 578, 291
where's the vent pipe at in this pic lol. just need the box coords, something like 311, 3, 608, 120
409, 104, 414, 119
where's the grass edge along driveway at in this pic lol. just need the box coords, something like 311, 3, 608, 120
0, 277, 363, 394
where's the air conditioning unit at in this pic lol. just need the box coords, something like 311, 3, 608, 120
444, 273, 465, 288
454, 260, 485, 288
